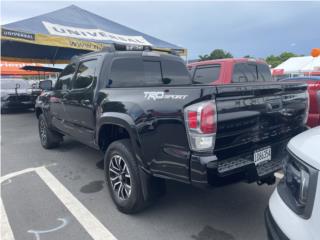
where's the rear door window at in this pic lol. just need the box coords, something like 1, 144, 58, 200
193, 65, 221, 84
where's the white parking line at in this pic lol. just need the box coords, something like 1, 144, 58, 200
0, 164, 56, 183
1, 167, 37, 183
36, 167, 117, 240
1, 166, 117, 240
0, 197, 15, 240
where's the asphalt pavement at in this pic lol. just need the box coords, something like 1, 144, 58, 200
1, 110, 276, 240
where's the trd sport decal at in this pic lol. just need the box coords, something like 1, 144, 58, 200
144, 91, 188, 101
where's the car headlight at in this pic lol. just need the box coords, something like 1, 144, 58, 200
302, 91, 310, 125
284, 157, 310, 206
1, 95, 9, 101
278, 149, 318, 219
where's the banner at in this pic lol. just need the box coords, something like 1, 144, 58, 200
1, 28, 107, 52
42, 21, 152, 46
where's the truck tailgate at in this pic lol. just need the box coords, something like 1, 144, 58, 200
214, 82, 308, 159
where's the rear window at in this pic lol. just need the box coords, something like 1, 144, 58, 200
232, 63, 272, 83
161, 60, 191, 85
109, 58, 191, 87
193, 65, 221, 84
258, 64, 272, 81
143, 61, 163, 85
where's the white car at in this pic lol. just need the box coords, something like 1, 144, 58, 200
265, 126, 320, 240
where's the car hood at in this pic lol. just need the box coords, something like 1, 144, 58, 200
1, 88, 31, 97
288, 126, 320, 170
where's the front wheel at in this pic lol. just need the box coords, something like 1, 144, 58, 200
38, 114, 62, 149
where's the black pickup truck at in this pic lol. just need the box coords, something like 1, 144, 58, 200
36, 45, 308, 213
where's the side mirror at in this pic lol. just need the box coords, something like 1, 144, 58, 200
39, 80, 52, 91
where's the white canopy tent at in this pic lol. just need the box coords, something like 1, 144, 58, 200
273, 56, 320, 76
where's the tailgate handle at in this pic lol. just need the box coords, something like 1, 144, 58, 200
266, 99, 282, 112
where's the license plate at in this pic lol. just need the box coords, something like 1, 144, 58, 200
254, 147, 271, 165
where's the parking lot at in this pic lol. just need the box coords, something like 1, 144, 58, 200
1, 111, 276, 240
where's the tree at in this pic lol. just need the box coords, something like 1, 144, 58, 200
199, 49, 233, 61
265, 52, 300, 68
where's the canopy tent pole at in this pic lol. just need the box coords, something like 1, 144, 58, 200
51, 47, 60, 65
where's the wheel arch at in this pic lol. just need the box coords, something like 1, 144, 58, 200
97, 113, 145, 167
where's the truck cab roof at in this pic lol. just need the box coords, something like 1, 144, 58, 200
188, 58, 267, 67
70, 44, 183, 64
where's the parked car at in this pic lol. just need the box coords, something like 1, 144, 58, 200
36, 44, 308, 213
1, 78, 37, 113
281, 76, 320, 127
265, 126, 320, 240
187, 58, 273, 85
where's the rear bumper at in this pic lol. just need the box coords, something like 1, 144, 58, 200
190, 139, 288, 188
265, 207, 289, 240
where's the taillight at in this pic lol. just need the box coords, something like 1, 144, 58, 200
184, 101, 217, 152
188, 111, 198, 129
317, 90, 320, 112
200, 103, 216, 133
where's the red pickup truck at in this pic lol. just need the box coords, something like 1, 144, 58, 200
187, 58, 272, 84
281, 76, 320, 127
187, 58, 319, 128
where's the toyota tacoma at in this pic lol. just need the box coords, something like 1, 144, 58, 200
36, 45, 309, 213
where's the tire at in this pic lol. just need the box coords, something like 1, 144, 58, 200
105, 139, 151, 214
38, 114, 62, 149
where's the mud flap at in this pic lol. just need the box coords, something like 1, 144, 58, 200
139, 168, 166, 202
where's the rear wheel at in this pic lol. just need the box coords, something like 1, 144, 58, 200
104, 139, 166, 214
38, 114, 62, 149
105, 139, 146, 214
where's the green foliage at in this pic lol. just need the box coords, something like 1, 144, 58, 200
265, 52, 300, 68
199, 49, 233, 61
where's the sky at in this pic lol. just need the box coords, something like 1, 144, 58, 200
1, 1, 319, 59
